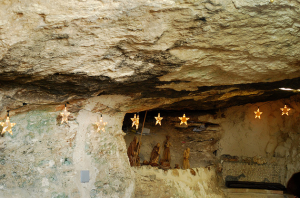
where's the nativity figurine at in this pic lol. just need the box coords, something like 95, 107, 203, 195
161, 135, 171, 168
183, 147, 190, 169
127, 136, 138, 166
149, 143, 160, 166
135, 141, 141, 166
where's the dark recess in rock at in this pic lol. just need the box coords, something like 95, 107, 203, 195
0, 73, 299, 110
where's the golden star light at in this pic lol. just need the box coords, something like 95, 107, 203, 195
61, 105, 70, 124
131, 114, 139, 129
280, 105, 290, 116
0, 111, 16, 135
155, 113, 163, 126
179, 114, 189, 125
254, 108, 263, 119
95, 115, 107, 132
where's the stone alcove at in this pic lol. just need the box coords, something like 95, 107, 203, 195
123, 110, 222, 168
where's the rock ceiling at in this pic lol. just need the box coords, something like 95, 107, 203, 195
0, 0, 300, 113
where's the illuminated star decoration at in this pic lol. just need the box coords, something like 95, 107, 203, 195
254, 108, 263, 119
155, 113, 163, 126
0, 111, 16, 135
179, 114, 189, 125
95, 115, 107, 132
131, 113, 139, 130
60, 104, 70, 124
280, 105, 291, 116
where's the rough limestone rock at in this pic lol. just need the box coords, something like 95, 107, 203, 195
219, 95, 300, 185
0, 0, 300, 197
0, 96, 136, 198
0, 0, 300, 112
133, 166, 224, 198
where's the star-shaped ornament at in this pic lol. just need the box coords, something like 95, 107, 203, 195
179, 114, 189, 125
95, 115, 107, 132
216, 109, 224, 119
61, 106, 70, 124
155, 113, 163, 126
254, 108, 263, 119
0, 116, 16, 135
280, 105, 291, 116
131, 114, 139, 130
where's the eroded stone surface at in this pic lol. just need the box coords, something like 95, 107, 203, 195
0, 0, 300, 112
0, 96, 135, 198
216, 94, 300, 185
0, 0, 300, 197
133, 166, 224, 198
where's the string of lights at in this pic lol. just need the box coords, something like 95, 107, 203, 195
251, 99, 292, 119
0, 91, 296, 136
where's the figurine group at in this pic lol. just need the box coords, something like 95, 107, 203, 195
127, 135, 190, 169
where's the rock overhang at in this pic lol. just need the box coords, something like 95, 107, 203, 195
0, 0, 299, 113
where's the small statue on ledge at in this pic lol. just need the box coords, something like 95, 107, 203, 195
149, 143, 160, 166
135, 141, 141, 166
127, 136, 138, 166
161, 135, 171, 168
183, 148, 190, 169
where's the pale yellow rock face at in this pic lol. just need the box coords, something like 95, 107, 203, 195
0, 0, 299, 88
0, 0, 299, 114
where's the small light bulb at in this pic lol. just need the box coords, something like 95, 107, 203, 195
95, 115, 107, 132
61, 105, 70, 124
155, 113, 163, 126
179, 114, 189, 125
280, 105, 291, 116
131, 114, 139, 129
0, 111, 16, 135
254, 108, 263, 119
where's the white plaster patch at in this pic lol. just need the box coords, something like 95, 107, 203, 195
42, 178, 49, 187
124, 181, 135, 198
49, 160, 55, 167
37, 167, 43, 174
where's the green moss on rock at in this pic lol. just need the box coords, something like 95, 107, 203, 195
51, 192, 69, 198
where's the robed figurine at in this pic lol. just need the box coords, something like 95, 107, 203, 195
127, 136, 138, 166
135, 141, 141, 166
149, 143, 160, 166
162, 135, 171, 164
183, 148, 190, 169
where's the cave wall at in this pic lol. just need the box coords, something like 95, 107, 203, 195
217, 95, 300, 185
1, 94, 300, 197
133, 166, 223, 198
0, 0, 299, 196
0, 96, 226, 198
0, 96, 136, 198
